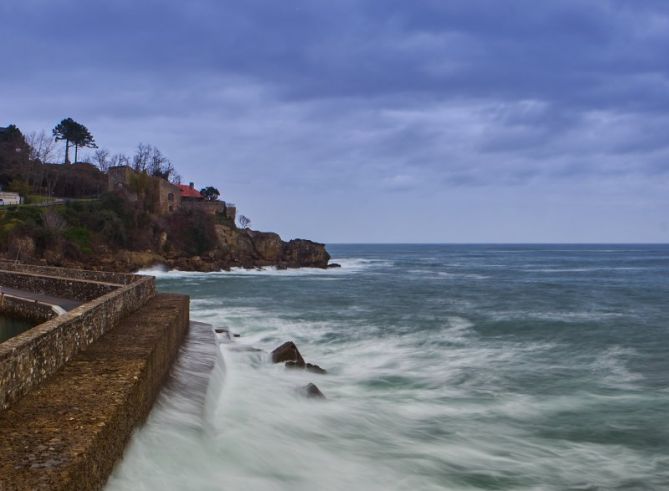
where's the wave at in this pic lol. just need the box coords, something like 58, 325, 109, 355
136, 257, 392, 279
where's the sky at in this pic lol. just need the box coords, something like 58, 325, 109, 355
2, 0, 668, 243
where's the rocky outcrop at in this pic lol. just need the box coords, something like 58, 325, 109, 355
271, 342, 305, 366
215, 226, 330, 269
301, 383, 326, 399
283, 239, 331, 268
271, 341, 327, 375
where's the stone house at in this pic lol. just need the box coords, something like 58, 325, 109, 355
106, 166, 235, 221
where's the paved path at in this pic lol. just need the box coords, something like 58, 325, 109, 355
0, 286, 82, 311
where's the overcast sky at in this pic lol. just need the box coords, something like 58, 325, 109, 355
2, 0, 668, 243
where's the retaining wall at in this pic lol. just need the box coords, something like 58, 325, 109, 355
0, 275, 155, 410
0, 270, 121, 303
0, 293, 190, 491
0, 294, 57, 324
0, 261, 138, 285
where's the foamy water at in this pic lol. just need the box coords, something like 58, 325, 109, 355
106, 244, 669, 490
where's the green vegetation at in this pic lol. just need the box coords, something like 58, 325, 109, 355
52, 118, 97, 164
1, 119, 231, 267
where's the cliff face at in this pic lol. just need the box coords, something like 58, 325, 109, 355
0, 194, 331, 273
41, 225, 331, 273
215, 228, 330, 268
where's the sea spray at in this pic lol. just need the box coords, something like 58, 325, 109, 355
108, 244, 669, 490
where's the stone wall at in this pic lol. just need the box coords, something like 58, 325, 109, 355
0, 269, 120, 302
0, 294, 57, 324
0, 261, 138, 285
0, 275, 155, 409
155, 176, 181, 214
181, 200, 236, 222
0, 294, 190, 490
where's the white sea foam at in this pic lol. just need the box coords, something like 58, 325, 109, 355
136, 257, 391, 279
110, 246, 668, 490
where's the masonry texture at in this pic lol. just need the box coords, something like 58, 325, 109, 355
0, 293, 190, 491
0, 261, 139, 285
0, 275, 155, 409
0, 294, 57, 324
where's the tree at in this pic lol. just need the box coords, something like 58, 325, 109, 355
92, 148, 111, 172
238, 215, 250, 229
71, 123, 96, 164
52, 118, 97, 164
26, 130, 56, 164
200, 186, 220, 201
132, 143, 178, 182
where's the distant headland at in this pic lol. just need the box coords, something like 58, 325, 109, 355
0, 120, 332, 272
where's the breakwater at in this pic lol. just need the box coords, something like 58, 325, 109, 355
0, 263, 190, 490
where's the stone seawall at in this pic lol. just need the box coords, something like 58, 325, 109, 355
0, 269, 121, 303
0, 261, 138, 285
0, 275, 155, 409
0, 293, 190, 491
0, 294, 57, 324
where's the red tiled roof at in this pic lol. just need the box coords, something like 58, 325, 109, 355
178, 184, 202, 199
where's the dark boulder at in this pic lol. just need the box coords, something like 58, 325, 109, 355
301, 383, 326, 399
327, 263, 341, 268
271, 341, 305, 366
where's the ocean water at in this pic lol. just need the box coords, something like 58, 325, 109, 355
106, 244, 669, 490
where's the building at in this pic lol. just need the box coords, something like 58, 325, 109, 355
106, 167, 236, 221
107, 165, 181, 214
177, 183, 203, 201
0, 191, 22, 206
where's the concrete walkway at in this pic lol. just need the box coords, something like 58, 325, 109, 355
0, 285, 82, 311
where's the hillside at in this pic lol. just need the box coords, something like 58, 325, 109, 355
0, 128, 331, 272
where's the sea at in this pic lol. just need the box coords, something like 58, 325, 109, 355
105, 244, 669, 490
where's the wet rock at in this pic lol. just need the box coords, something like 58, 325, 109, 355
214, 328, 228, 334
285, 361, 327, 374
301, 383, 326, 399
327, 263, 341, 268
305, 363, 327, 375
271, 341, 305, 366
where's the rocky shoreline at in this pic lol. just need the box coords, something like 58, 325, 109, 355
7, 225, 333, 273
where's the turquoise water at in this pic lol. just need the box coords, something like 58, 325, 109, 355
107, 244, 669, 490
0, 314, 34, 344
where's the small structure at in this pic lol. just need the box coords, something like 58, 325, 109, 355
106, 168, 236, 221
177, 183, 203, 201
0, 192, 21, 206
107, 165, 181, 214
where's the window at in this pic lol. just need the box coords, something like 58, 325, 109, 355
168, 193, 174, 202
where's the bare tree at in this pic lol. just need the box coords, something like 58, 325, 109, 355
92, 148, 111, 172
26, 130, 57, 163
130, 143, 178, 181
132, 143, 151, 173
109, 153, 130, 167
238, 215, 251, 229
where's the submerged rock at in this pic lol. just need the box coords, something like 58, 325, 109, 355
271, 341, 305, 366
301, 383, 326, 399
327, 263, 341, 268
305, 363, 327, 375
285, 361, 327, 374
